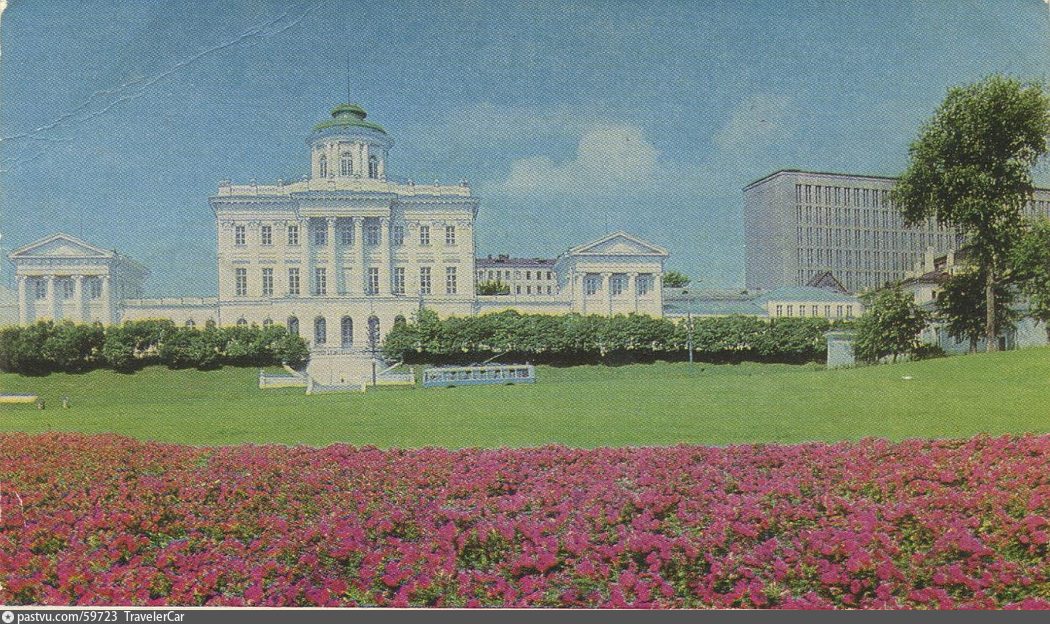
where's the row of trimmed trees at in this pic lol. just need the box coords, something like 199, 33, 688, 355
383, 309, 843, 365
0, 320, 310, 375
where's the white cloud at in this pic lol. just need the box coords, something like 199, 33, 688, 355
488, 93, 798, 199
500, 124, 659, 195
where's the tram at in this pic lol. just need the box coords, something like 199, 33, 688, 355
421, 364, 536, 388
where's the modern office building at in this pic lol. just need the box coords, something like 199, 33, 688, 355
743, 169, 1050, 293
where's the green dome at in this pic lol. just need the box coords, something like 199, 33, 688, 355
312, 103, 387, 134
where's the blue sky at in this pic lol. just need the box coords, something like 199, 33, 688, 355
1, 0, 1048, 295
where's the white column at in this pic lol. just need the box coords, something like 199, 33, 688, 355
101, 275, 112, 325
628, 272, 638, 314
576, 273, 586, 315
45, 276, 57, 321
330, 217, 345, 295
73, 275, 85, 323
326, 216, 337, 287
301, 218, 312, 297
356, 217, 366, 295
378, 150, 387, 180
602, 272, 612, 316
378, 217, 390, 296
653, 271, 664, 318
16, 276, 28, 325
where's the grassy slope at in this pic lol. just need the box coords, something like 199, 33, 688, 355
0, 348, 1047, 448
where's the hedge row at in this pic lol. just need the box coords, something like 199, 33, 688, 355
0, 320, 310, 375
383, 310, 845, 365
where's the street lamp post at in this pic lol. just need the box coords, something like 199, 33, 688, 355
687, 309, 694, 364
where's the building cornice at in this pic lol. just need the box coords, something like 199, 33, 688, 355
743, 168, 1050, 193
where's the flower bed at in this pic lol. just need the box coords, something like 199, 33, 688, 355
1, 433, 1048, 608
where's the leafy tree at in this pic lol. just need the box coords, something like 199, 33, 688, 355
853, 286, 930, 363
477, 280, 511, 295
101, 330, 137, 372
893, 75, 1050, 351
1009, 217, 1050, 339
270, 332, 310, 369
935, 268, 1017, 353
662, 271, 691, 288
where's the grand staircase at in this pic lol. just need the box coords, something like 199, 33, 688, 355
259, 347, 414, 394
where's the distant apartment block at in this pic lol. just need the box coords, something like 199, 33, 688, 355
743, 169, 1050, 293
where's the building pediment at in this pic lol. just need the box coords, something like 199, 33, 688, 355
8, 233, 115, 260
567, 231, 669, 258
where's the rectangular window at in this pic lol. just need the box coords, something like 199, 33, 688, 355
313, 267, 327, 296
235, 268, 247, 296
445, 225, 456, 246
261, 225, 272, 246
393, 267, 405, 294
419, 225, 430, 246
340, 225, 354, 245
637, 275, 651, 296
846, 305, 854, 318
837, 305, 843, 318
787, 305, 793, 317
526, 285, 532, 295
261, 268, 273, 296
89, 278, 102, 299
313, 226, 327, 246
288, 268, 300, 295
547, 271, 553, 280
776, 305, 783, 317
34, 279, 46, 300
445, 266, 457, 294
287, 224, 299, 246
611, 275, 624, 296
585, 276, 599, 296
546, 286, 552, 294
365, 222, 380, 246
368, 267, 379, 295
419, 267, 432, 295
526, 271, 531, 280
392, 225, 404, 246
234, 225, 246, 246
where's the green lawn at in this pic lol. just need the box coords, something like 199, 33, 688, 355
0, 348, 1048, 448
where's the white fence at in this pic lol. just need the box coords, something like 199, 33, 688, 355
258, 369, 308, 389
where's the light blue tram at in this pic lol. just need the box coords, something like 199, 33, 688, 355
421, 364, 536, 388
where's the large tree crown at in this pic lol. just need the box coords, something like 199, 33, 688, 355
892, 75, 1050, 250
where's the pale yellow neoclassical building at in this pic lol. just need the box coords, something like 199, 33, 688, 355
6, 101, 670, 362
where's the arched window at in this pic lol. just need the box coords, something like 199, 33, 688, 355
287, 316, 299, 336
366, 315, 380, 351
185, 319, 196, 328
319, 155, 328, 178
368, 155, 378, 179
262, 318, 273, 329
341, 316, 353, 348
314, 316, 327, 345
340, 152, 353, 177
393, 314, 407, 328
236, 318, 248, 327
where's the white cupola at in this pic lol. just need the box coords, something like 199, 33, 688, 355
307, 102, 394, 181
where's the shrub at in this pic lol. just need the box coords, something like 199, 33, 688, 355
384, 311, 832, 366
0, 321, 309, 375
